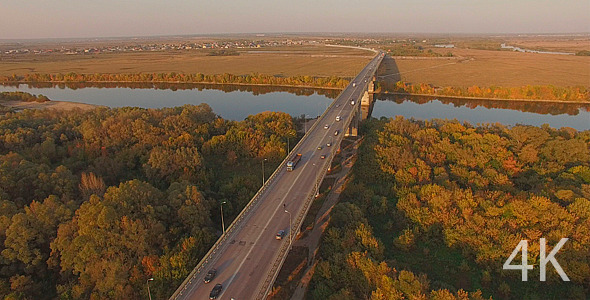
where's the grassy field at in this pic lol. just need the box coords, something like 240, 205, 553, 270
1, 36, 588, 89
379, 48, 590, 88
0, 45, 372, 78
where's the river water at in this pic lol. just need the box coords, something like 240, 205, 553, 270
1, 83, 588, 130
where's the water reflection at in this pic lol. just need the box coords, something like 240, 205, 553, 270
0, 83, 336, 121
1, 82, 341, 99
374, 94, 590, 130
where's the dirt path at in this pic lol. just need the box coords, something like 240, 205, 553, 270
290, 138, 362, 300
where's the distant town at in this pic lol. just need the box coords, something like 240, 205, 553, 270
1, 37, 454, 56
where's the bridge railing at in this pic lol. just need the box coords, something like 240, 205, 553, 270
255, 55, 383, 299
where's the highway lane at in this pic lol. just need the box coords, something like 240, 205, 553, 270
175, 52, 384, 300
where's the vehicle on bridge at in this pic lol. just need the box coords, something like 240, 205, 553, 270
203, 269, 216, 283
352, 82, 356, 87
286, 153, 302, 171
324, 124, 329, 129
276, 230, 286, 240
336, 116, 341, 122
320, 154, 327, 159
334, 130, 340, 136
351, 100, 355, 105
209, 284, 223, 299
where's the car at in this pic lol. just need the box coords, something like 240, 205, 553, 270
326, 142, 332, 147
335, 104, 340, 108
317, 145, 323, 150
204, 269, 216, 283
334, 130, 340, 136
324, 124, 329, 129
276, 230, 286, 240
209, 283, 223, 299
336, 116, 341, 122
352, 82, 356, 87
320, 154, 327, 159
351, 100, 355, 105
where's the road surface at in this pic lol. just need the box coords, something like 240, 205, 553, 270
173, 52, 384, 300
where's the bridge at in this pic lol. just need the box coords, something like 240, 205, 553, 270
170, 51, 385, 300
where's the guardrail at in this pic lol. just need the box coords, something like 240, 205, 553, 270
169, 52, 384, 300
255, 54, 383, 299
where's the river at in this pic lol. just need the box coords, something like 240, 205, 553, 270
1, 83, 588, 130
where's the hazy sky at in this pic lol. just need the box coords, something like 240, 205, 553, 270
1, 0, 588, 39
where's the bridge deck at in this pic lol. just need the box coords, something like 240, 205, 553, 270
171, 52, 384, 300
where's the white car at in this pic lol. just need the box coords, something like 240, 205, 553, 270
350, 100, 355, 105
336, 116, 341, 122
324, 124, 329, 129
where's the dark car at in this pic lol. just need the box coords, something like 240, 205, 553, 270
204, 269, 216, 283
276, 230, 286, 240
209, 283, 223, 299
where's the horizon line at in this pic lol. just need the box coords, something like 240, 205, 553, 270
1, 31, 589, 42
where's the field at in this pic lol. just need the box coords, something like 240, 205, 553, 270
0, 45, 372, 78
380, 47, 590, 88
1, 35, 588, 89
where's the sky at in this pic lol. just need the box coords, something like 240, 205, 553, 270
1, 0, 588, 39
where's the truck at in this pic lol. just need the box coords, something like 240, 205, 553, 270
286, 153, 302, 171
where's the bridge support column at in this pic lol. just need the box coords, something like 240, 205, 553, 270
346, 111, 359, 137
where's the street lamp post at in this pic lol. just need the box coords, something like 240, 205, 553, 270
147, 278, 154, 300
313, 163, 320, 198
262, 158, 267, 186
284, 210, 292, 250
220, 201, 227, 234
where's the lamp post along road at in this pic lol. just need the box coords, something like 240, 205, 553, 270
147, 278, 154, 300
284, 210, 292, 250
262, 158, 267, 186
220, 201, 227, 234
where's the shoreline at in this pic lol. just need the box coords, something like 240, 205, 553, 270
0, 80, 346, 91
377, 91, 590, 104
1, 100, 99, 111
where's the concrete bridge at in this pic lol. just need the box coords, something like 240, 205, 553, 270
170, 51, 385, 300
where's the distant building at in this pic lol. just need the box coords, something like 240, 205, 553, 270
434, 44, 455, 48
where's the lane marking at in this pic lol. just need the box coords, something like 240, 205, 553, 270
218, 135, 324, 299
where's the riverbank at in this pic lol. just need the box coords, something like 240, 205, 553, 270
1, 100, 98, 111
1, 80, 345, 91
377, 91, 590, 104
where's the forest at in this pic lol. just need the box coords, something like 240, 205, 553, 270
0, 72, 350, 89
0, 104, 296, 299
377, 81, 590, 102
309, 117, 590, 299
